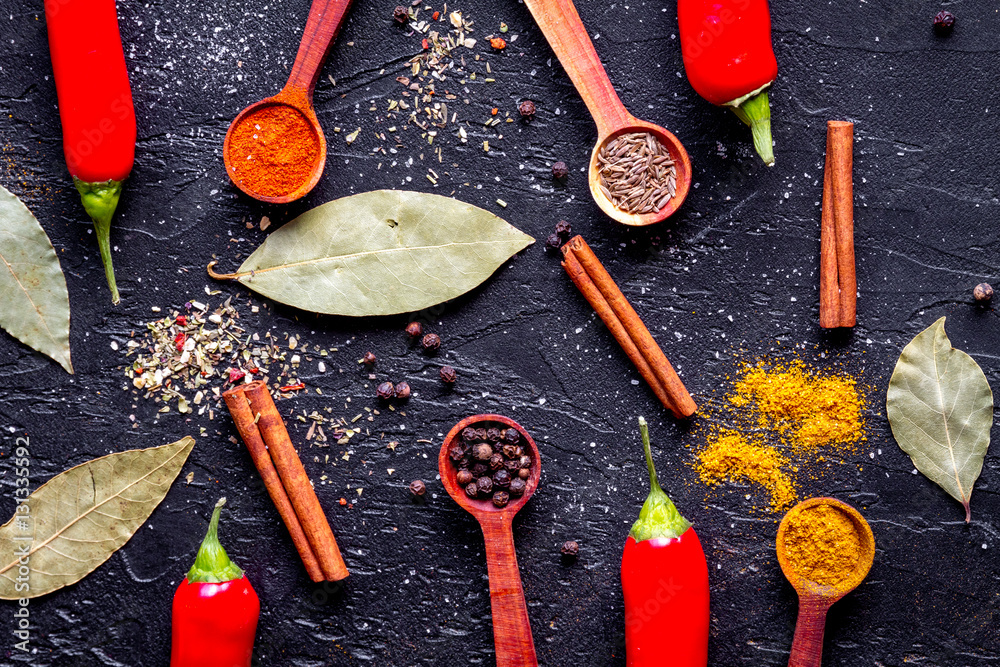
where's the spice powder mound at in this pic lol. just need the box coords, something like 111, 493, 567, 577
782, 504, 862, 588
227, 105, 319, 198
691, 358, 867, 512
693, 430, 797, 512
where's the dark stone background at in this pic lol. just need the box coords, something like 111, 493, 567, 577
0, 0, 998, 664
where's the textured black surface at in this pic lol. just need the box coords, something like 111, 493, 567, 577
0, 0, 999, 665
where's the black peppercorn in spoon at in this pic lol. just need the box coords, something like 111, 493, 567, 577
438, 414, 540, 667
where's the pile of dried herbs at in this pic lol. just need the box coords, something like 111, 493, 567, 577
121, 298, 332, 416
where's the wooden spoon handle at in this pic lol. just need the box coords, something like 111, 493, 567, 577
522, 0, 631, 137
479, 514, 537, 667
788, 596, 832, 667
284, 0, 354, 100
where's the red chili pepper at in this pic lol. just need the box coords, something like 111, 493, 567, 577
175, 316, 188, 326
279, 382, 306, 392
45, 0, 136, 304
228, 367, 246, 384
174, 333, 187, 352
677, 0, 778, 166
621, 418, 709, 666
171, 498, 259, 667
422, 38, 429, 50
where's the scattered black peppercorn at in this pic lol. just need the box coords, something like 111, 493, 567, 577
492, 491, 510, 508
457, 469, 474, 486
473, 443, 494, 461
421, 333, 441, 352
554, 220, 572, 239
462, 427, 479, 443
393, 5, 409, 24
494, 469, 511, 488
405, 321, 423, 338
362, 351, 376, 366
489, 453, 505, 471
394, 381, 411, 400
545, 233, 563, 251
518, 100, 536, 119
560, 540, 580, 558
477, 476, 494, 496
933, 10, 955, 35
973, 282, 993, 305
409, 480, 426, 496
440, 365, 457, 384
376, 381, 395, 399
465, 482, 479, 498
503, 428, 520, 445
509, 478, 526, 496
486, 427, 502, 442
552, 161, 569, 180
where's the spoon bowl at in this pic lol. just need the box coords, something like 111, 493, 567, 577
776, 497, 874, 667
223, 96, 326, 204
439, 414, 541, 516
438, 414, 540, 667
223, 0, 353, 204
523, 0, 691, 226
589, 121, 692, 226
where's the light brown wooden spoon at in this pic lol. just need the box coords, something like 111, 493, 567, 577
522, 0, 691, 226
439, 414, 540, 667
776, 497, 875, 667
223, 0, 354, 203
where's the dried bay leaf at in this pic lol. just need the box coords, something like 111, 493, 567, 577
0, 437, 195, 599
209, 190, 534, 316
0, 184, 72, 373
887, 317, 993, 522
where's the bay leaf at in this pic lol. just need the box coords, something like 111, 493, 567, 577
210, 190, 534, 316
0, 437, 195, 599
0, 184, 72, 373
887, 317, 993, 522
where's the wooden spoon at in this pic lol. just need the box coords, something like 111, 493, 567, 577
223, 0, 354, 203
776, 497, 875, 667
438, 414, 541, 667
522, 0, 691, 226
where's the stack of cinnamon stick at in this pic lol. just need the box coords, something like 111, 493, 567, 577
819, 120, 857, 329
561, 235, 696, 419
223, 381, 348, 583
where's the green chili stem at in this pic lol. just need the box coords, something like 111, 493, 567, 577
75, 178, 123, 304
729, 89, 775, 167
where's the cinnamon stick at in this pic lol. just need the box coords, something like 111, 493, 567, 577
821, 120, 856, 328
223, 385, 325, 582
244, 381, 349, 582
561, 236, 696, 419
563, 249, 679, 414
818, 134, 840, 329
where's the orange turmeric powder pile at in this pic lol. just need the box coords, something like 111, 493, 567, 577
692, 358, 866, 512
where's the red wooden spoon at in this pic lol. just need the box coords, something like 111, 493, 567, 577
438, 414, 540, 667
223, 0, 354, 203
522, 0, 691, 226
776, 498, 875, 667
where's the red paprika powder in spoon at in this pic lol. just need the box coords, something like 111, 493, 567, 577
621, 417, 709, 666
226, 104, 321, 199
